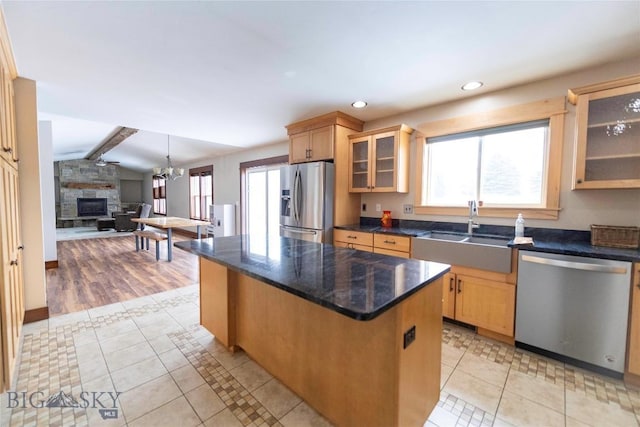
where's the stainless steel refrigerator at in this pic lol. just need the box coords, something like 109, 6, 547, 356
280, 161, 334, 243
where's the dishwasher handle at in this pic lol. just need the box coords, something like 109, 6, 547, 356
521, 254, 628, 274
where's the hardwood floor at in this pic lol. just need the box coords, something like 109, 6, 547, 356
46, 234, 199, 316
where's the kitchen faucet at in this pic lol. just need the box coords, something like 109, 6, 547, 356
467, 200, 480, 235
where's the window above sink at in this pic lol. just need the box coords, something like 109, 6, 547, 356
414, 97, 566, 220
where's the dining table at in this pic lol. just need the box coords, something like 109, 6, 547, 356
131, 216, 210, 261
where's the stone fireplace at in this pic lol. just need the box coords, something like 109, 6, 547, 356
56, 160, 121, 227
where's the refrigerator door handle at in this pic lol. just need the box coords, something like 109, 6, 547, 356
294, 169, 303, 224
292, 170, 298, 222
283, 226, 317, 236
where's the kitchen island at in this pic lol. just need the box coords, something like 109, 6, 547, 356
175, 235, 450, 427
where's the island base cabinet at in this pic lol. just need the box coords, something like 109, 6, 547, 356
199, 257, 444, 427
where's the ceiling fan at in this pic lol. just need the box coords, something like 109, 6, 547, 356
95, 153, 120, 167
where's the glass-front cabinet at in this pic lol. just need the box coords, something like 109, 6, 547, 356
571, 77, 640, 189
348, 124, 412, 193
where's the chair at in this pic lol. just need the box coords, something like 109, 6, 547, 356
114, 203, 151, 232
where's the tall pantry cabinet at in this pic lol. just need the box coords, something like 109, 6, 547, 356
0, 9, 24, 393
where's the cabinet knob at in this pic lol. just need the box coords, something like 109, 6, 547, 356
17, 245, 24, 250
10, 259, 18, 266
576, 179, 582, 184
347, 235, 357, 239
457, 279, 462, 293
384, 240, 396, 245
449, 277, 454, 292
3, 147, 11, 153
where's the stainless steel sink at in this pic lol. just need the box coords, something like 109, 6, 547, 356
412, 232, 512, 273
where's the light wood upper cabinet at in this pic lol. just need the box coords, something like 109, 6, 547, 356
348, 124, 412, 193
570, 76, 640, 189
628, 263, 640, 377
289, 125, 334, 164
286, 112, 364, 226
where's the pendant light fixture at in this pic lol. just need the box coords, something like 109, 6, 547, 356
153, 135, 184, 180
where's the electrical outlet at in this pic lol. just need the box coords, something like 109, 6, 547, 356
403, 325, 416, 349
362, 203, 367, 212
403, 204, 413, 214
375, 204, 381, 212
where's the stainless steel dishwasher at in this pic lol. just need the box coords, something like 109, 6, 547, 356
516, 250, 631, 376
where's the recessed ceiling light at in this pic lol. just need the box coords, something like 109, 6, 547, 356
461, 81, 483, 91
351, 100, 367, 108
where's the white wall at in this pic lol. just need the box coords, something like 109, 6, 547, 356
37, 120, 57, 262
145, 142, 289, 225
15, 77, 47, 311
361, 56, 640, 231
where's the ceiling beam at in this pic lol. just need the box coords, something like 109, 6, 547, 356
85, 126, 139, 160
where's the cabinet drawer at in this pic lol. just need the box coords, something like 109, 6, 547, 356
373, 247, 410, 258
334, 229, 373, 246
373, 234, 411, 253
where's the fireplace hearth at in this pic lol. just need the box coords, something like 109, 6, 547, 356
77, 198, 108, 217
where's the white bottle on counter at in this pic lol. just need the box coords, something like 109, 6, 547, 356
515, 213, 525, 238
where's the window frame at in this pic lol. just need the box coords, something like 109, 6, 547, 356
189, 165, 213, 221
152, 176, 167, 216
414, 97, 566, 220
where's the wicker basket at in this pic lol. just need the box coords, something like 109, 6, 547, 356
590, 225, 640, 249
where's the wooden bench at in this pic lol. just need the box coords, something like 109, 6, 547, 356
133, 230, 168, 261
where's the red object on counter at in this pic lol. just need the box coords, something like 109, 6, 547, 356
381, 210, 392, 228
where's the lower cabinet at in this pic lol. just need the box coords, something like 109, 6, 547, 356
373, 234, 411, 259
333, 228, 411, 258
628, 263, 640, 377
333, 229, 373, 252
442, 267, 516, 338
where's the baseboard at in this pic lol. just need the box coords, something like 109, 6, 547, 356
45, 260, 59, 269
24, 306, 49, 323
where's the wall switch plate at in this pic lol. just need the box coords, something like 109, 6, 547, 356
403, 325, 416, 349
403, 204, 413, 214
375, 204, 381, 212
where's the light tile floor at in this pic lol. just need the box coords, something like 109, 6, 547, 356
1, 286, 639, 426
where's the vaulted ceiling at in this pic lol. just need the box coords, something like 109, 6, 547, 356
3, 1, 639, 172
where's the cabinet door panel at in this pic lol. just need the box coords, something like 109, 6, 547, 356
349, 136, 370, 192
290, 132, 310, 164
442, 273, 456, 319
455, 274, 515, 337
372, 131, 397, 191
309, 126, 334, 161
573, 83, 640, 189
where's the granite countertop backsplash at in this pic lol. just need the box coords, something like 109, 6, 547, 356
339, 218, 640, 262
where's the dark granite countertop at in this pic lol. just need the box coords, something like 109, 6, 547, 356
509, 240, 640, 262
174, 235, 450, 321
347, 218, 640, 262
335, 224, 429, 237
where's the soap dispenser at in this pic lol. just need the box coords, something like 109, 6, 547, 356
515, 213, 525, 238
